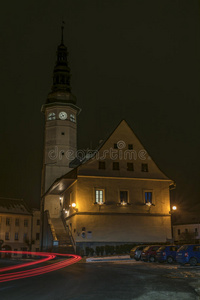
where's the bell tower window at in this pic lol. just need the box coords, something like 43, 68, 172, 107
70, 114, 76, 123
47, 113, 56, 120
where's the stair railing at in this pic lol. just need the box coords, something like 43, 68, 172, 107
46, 210, 58, 243
61, 210, 76, 252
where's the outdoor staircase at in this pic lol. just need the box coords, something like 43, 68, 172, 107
51, 217, 74, 254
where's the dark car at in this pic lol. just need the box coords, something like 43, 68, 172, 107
141, 245, 161, 262
130, 245, 148, 261
156, 245, 180, 263
176, 244, 200, 266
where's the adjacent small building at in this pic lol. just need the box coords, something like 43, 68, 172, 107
173, 223, 200, 244
0, 198, 40, 252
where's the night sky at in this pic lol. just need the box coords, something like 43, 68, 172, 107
0, 0, 199, 220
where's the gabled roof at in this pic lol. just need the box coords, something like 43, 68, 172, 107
0, 198, 32, 215
77, 119, 172, 180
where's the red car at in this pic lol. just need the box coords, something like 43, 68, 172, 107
141, 245, 161, 262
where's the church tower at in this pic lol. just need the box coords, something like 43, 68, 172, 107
41, 25, 81, 194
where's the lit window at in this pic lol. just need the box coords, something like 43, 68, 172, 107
120, 191, 128, 204
6, 218, 10, 226
99, 161, 105, 170
15, 218, 19, 226
127, 163, 134, 171
95, 190, 104, 204
5, 232, 9, 240
113, 162, 119, 170
141, 164, 148, 172
145, 192, 152, 205
24, 219, 28, 227
47, 112, 56, 120
15, 232, 19, 241
70, 114, 76, 123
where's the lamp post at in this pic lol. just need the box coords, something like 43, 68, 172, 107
170, 205, 177, 243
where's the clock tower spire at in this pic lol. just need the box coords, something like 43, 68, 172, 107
41, 25, 81, 195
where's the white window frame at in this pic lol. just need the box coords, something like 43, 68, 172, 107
95, 189, 105, 205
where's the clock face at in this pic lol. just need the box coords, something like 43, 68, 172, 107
59, 112, 67, 120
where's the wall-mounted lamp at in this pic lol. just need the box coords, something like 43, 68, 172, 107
71, 202, 78, 212
169, 205, 177, 214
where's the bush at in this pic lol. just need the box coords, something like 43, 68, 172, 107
100, 246, 105, 256
110, 246, 115, 255
85, 247, 90, 256
105, 245, 110, 255
90, 248, 94, 256
115, 245, 121, 254
96, 246, 101, 256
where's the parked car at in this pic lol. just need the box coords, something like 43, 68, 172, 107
176, 244, 200, 266
156, 245, 180, 264
130, 245, 148, 261
141, 245, 161, 262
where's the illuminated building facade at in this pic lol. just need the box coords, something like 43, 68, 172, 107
41, 29, 174, 253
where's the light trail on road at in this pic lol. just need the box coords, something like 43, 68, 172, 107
0, 251, 82, 283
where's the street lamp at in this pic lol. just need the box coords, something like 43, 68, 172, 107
170, 205, 177, 243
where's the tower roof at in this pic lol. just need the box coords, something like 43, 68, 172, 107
46, 24, 76, 105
